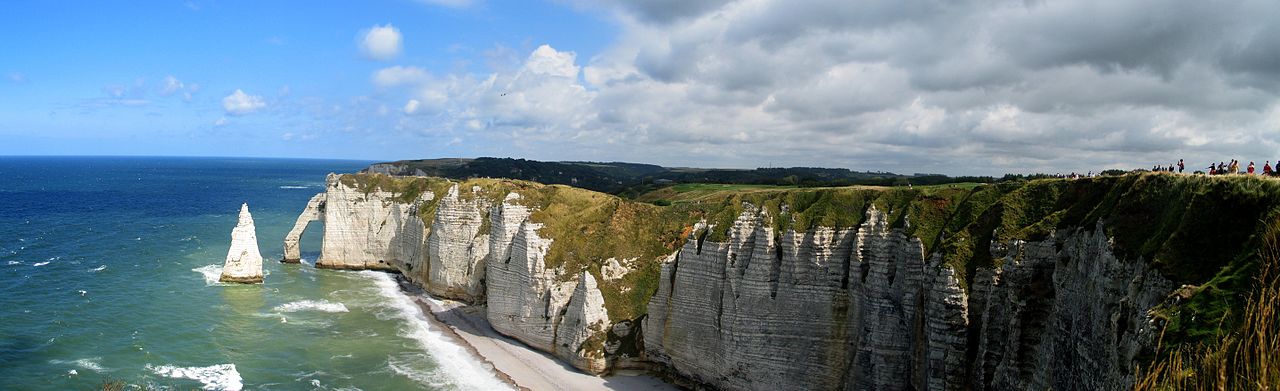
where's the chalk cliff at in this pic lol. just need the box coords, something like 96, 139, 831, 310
295, 175, 614, 373
289, 172, 1273, 389
282, 193, 325, 263
220, 203, 264, 284
644, 205, 1170, 390
315, 173, 425, 271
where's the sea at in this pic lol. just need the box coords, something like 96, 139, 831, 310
0, 157, 511, 390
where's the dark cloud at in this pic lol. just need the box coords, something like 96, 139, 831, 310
376, 0, 1280, 175
605, 0, 734, 24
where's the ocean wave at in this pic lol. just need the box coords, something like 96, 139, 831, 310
359, 271, 512, 391
7, 261, 20, 265
273, 299, 349, 313
90, 265, 107, 272
387, 353, 450, 388
32, 261, 50, 267
279, 185, 312, 189
147, 363, 243, 391
192, 264, 225, 286
50, 357, 106, 372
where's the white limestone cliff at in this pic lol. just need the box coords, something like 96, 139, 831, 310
291, 176, 613, 374
422, 184, 489, 300
644, 205, 1172, 391
316, 173, 426, 271
282, 193, 326, 263
555, 271, 611, 373
219, 203, 264, 284
289, 173, 1185, 387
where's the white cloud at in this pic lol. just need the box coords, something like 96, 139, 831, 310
214, 117, 229, 127
222, 89, 266, 115
359, 24, 403, 61
161, 76, 184, 95
282, 132, 317, 141
7, 72, 26, 83
358, 1, 1280, 175
523, 45, 580, 78
373, 66, 430, 87
403, 99, 422, 115
158, 75, 198, 100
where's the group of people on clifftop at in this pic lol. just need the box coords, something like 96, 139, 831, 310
1205, 159, 1280, 175
1151, 158, 1280, 176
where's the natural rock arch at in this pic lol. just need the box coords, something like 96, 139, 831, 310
282, 193, 326, 263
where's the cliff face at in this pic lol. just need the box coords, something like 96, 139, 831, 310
282, 193, 325, 263
316, 173, 425, 271
645, 205, 1171, 390
421, 184, 489, 301
296, 175, 614, 373
292, 172, 1274, 388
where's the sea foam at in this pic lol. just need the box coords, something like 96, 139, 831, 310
32, 261, 50, 267
50, 357, 106, 372
147, 363, 243, 391
360, 271, 512, 391
192, 264, 225, 286
273, 299, 349, 313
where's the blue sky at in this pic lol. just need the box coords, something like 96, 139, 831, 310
3, 1, 1280, 175
1, 0, 615, 160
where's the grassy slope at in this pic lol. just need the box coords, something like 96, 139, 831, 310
340, 172, 1280, 349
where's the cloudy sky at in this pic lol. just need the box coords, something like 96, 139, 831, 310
2, 0, 1279, 175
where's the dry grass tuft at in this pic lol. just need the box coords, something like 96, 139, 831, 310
1135, 220, 1280, 390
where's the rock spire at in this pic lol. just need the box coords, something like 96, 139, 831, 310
220, 203, 264, 283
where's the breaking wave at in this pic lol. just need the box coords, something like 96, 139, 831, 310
360, 271, 512, 390
147, 363, 243, 391
192, 264, 225, 286
273, 299, 349, 313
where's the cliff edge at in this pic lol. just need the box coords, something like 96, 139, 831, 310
285, 172, 1278, 388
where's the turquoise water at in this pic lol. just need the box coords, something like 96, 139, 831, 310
0, 157, 510, 390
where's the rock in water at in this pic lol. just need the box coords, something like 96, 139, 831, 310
220, 203, 264, 284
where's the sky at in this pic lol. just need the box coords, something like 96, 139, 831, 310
2, 0, 1280, 175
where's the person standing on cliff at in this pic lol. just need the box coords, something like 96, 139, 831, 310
1265, 161, 1273, 176
1178, 159, 1185, 173
1248, 162, 1256, 175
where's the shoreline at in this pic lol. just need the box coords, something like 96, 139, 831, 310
393, 276, 676, 391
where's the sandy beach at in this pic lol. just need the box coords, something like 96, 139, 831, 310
396, 278, 677, 391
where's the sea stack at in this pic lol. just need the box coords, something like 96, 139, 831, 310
220, 203, 264, 284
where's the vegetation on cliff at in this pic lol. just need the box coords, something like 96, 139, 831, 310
339, 171, 1279, 353
1137, 222, 1280, 390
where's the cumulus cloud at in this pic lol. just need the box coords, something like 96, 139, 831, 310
368, 0, 1280, 175
222, 89, 266, 115
359, 24, 403, 61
